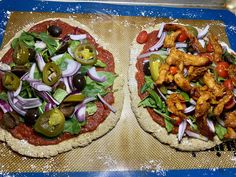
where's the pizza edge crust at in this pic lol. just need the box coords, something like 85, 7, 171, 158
128, 23, 222, 151
0, 18, 124, 158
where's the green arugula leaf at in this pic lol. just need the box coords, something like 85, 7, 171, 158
138, 97, 156, 108
164, 118, 173, 133
63, 118, 84, 134
80, 65, 92, 75
82, 71, 117, 97
34, 66, 42, 80
11, 38, 19, 49
215, 123, 227, 140
180, 92, 190, 102
69, 41, 81, 52
94, 60, 107, 68
148, 89, 163, 110
38, 101, 47, 114
141, 76, 154, 94
53, 88, 68, 104
86, 102, 97, 116
0, 91, 8, 101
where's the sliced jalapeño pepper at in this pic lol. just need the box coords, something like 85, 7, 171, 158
13, 42, 29, 65
2, 72, 20, 91
74, 44, 97, 65
34, 108, 65, 137
43, 62, 61, 86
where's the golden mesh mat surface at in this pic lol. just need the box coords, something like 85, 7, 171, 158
0, 12, 235, 173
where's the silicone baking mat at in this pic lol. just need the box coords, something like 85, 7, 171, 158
1, 0, 236, 176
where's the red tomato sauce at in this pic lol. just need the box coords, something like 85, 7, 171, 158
0, 20, 115, 145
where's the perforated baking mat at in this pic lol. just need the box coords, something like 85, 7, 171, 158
1, 1, 236, 176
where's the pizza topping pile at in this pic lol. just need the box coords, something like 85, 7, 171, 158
0, 23, 117, 141
137, 23, 236, 142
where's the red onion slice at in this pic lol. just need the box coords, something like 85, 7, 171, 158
97, 93, 116, 113
207, 118, 215, 133
75, 103, 86, 122
149, 32, 166, 51
186, 119, 194, 127
70, 34, 87, 41
217, 117, 225, 127
45, 103, 53, 112
87, 67, 106, 82
0, 62, 11, 72
51, 54, 64, 62
184, 105, 195, 113
67, 47, 75, 58
138, 50, 168, 59
62, 59, 81, 77
36, 53, 46, 72
156, 87, 166, 100
36, 91, 59, 105
29, 63, 36, 79
197, 25, 209, 39
189, 98, 196, 105
7, 92, 26, 116
185, 130, 208, 141
175, 42, 187, 48
16, 95, 41, 105
178, 119, 187, 142
0, 100, 12, 113
68, 76, 74, 90
21, 72, 29, 81
157, 22, 165, 38
34, 41, 46, 49
63, 77, 72, 94
198, 39, 205, 48
30, 81, 52, 92
22, 102, 42, 109
13, 81, 22, 97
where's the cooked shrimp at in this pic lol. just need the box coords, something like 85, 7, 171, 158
166, 93, 187, 119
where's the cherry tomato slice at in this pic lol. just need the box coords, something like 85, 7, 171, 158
224, 79, 234, 90
136, 30, 148, 44
216, 61, 230, 78
169, 66, 178, 75
143, 30, 158, 52
170, 114, 182, 126
225, 98, 236, 110
177, 32, 188, 42
206, 42, 214, 53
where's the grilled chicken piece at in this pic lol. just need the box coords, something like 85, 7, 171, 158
166, 48, 210, 66
195, 93, 211, 118
224, 127, 236, 139
163, 30, 182, 48
156, 63, 170, 85
166, 93, 187, 119
190, 85, 209, 101
213, 93, 233, 116
208, 33, 223, 62
188, 66, 208, 81
203, 72, 225, 97
225, 111, 236, 128
174, 73, 192, 92
164, 24, 205, 53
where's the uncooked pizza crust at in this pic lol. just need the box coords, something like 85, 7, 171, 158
128, 23, 222, 151
0, 18, 124, 158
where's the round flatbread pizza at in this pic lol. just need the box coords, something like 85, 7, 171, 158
0, 18, 123, 158
129, 22, 236, 151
